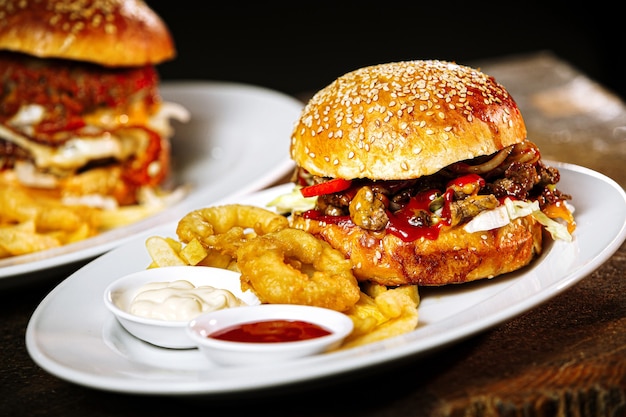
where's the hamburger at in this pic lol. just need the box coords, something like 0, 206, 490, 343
0, 0, 189, 209
276, 60, 576, 287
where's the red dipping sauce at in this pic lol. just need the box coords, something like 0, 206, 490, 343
209, 319, 332, 343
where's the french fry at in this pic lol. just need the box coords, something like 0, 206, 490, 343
0, 221, 61, 257
341, 284, 420, 349
145, 236, 187, 267
35, 204, 99, 232
97, 205, 161, 229
1, 189, 97, 257
0, 178, 187, 259
0, 188, 37, 222
0, 246, 10, 258
197, 248, 237, 270
179, 237, 208, 265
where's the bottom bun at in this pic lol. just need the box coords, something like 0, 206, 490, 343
291, 215, 543, 286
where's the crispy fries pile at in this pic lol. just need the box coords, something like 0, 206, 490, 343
0, 184, 187, 259
144, 205, 420, 349
341, 282, 419, 349
0, 187, 99, 258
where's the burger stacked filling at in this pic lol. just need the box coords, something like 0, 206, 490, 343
0, 51, 161, 179
295, 140, 575, 243
0, 51, 161, 144
0, 50, 188, 206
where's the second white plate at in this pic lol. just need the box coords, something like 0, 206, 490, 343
25, 163, 626, 395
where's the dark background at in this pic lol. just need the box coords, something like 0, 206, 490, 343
148, 2, 625, 100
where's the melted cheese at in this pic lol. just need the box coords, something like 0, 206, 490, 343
0, 123, 141, 170
0, 101, 190, 173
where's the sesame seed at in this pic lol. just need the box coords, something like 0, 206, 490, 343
104, 22, 116, 34
0, 0, 129, 36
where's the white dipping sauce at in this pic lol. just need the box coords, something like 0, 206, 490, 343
129, 280, 247, 321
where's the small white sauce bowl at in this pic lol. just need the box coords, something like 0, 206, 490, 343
103, 266, 260, 349
187, 304, 354, 366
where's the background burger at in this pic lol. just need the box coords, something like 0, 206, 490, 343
276, 60, 576, 287
0, 0, 189, 209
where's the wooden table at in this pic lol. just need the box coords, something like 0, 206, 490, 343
2, 52, 625, 417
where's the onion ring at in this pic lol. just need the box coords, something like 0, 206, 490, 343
236, 228, 361, 312
175, 204, 289, 258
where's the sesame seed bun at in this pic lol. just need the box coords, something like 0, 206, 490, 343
0, 0, 175, 67
290, 60, 527, 180
287, 60, 575, 287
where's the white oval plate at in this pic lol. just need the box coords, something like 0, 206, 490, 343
0, 81, 302, 287
26, 163, 626, 395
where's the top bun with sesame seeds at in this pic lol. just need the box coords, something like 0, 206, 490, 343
0, 0, 175, 67
284, 60, 576, 287
290, 60, 527, 180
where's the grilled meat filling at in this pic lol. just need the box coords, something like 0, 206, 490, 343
298, 141, 571, 233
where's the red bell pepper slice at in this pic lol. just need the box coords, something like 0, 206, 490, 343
300, 178, 352, 197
